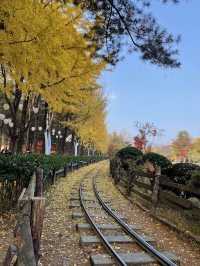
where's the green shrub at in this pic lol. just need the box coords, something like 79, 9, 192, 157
143, 152, 172, 173
166, 163, 200, 184
116, 146, 143, 161
189, 170, 200, 188
0, 154, 101, 185
110, 147, 143, 184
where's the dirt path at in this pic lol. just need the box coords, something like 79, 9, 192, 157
0, 212, 15, 265
39, 161, 200, 265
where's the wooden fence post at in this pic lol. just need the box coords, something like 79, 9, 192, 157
15, 175, 37, 266
51, 169, 56, 185
3, 245, 17, 266
31, 168, 45, 264
31, 197, 45, 264
64, 165, 67, 176
151, 166, 161, 213
35, 168, 43, 197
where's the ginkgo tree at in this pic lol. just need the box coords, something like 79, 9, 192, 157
59, 85, 108, 155
0, 0, 108, 153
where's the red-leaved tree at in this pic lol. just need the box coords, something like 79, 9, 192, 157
133, 121, 163, 152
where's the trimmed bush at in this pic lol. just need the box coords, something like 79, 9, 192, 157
143, 152, 172, 173
189, 170, 200, 189
116, 146, 143, 160
166, 163, 200, 184
110, 146, 143, 184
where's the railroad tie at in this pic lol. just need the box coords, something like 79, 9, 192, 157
76, 223, 142, 231
90, 251, 179, 266
80, 235, 155, 245
72, 212, 127, 221
69, 201, 99, 209
69, 197, 111, 204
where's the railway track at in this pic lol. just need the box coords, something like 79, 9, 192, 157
70, 171, 180, 266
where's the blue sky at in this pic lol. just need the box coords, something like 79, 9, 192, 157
100, 0, 200, 145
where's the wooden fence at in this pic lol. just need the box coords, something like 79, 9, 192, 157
0, 160, 89, 212
0, 176, 25, 211
3, 168, 44, 266
117, 169, 200, 219
2, 159, 91, 266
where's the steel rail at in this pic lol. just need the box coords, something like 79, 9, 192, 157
79, 180, 127, 266
93, 177, 178, 266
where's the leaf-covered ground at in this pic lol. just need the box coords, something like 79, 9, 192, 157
0, 212, 16, 265
40, 161, 200, 265
40, 163, 98, 266
1, 161, 200, 265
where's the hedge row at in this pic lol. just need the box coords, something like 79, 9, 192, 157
0, 154, 103, 212
0, 154, 102, 185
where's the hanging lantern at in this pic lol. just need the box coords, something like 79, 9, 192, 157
31, 126, 36, 131
58, 130, 61, 135
0, 114, 5, 120
38, 126, 42, 131
9, 122, 14, 128
33, 106, 39, 114
3, 103, 9, 111
19, 103, 23, 111
56, 135, 58, 139
65, 134, 72, 142
3, 119, 9, 124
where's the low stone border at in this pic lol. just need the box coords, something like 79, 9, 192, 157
113, 179, 200, 245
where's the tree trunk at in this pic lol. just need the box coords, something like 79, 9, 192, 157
9, 134, 18, 154
61, 127, 68, 154
42, 103, 48, 154
16, 132, 25, 153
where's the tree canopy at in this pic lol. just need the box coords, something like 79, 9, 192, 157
71, 0, 182, 67
0, 0, 108, 153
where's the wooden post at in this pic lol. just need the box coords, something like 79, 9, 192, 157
64, 165, 67, 176
35, 168, 43, 197
15, 199, 36, 266
51, 169, 56, 185
151, 166, 161, 213
14, 175, 36, 266
3, 245, 17, 266
31, 197, 45, 264
31, 168, 45, 263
